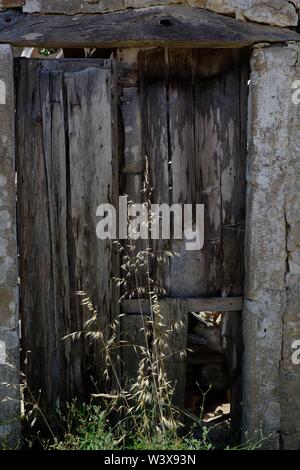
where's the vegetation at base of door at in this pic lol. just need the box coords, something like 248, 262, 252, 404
20, 401, 265, 451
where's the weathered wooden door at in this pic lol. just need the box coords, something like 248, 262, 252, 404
16, 50, 248, 429
140, 48, 247, 298
16, 59, 118, 407
127, 48, 248, 425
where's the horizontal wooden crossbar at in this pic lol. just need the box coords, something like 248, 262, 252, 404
0, 7, 299, 48
122, 297, 244, 314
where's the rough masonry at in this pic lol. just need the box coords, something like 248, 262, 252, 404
244, 43, 300, 449
0, 1, 299, 28
0, 44, 19, 449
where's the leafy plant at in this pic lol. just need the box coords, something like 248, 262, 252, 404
39, 48, 57, 57
49, 404, 118, 450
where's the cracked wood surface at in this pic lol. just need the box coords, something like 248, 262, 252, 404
0, 6, 299, 48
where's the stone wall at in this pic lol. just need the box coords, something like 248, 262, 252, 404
0, 1, 299, 28
0, 44, 19, 449
244, 43, 300, 449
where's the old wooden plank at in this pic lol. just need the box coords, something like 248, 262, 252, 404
119, 66, 146, 301
121, 172, 148, 298
194, 49, 224, 297
192, 298, 242, 312
65, 64, 118, 393
219, 51, 248, 437
167, 49, 206, 297
111, 58, 121, 391
121, 314, 147, 385
120, 87, 143, 174
35, 58, 112, 71
158, 299, 188, 408
217, 50, 247, 298
218, 56, 247, 294
122, 297, 244, 314
194, 49, 248, 433
17, 59, 118, 406
140, 48, 171, 295
168, 48, 195, 208
17, 60, 71, 405
120, 54, 147, 300
39, 65, 74, 403
0, 6, 299, 48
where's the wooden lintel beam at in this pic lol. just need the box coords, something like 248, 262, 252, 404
122, 297, 244, 314
0, 7, 299, 49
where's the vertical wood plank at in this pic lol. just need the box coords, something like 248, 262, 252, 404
158, 299, 188, 408
194, 49, 248, 433
220, 52, 249, 436
65, 65, 118, 393
121, 314, 147, 385
168, 48, 206, 297
194, 49, 224, 297
17, 59, 118, 406
140, 49, 171, 295
39, 66, 72, 403
139, 50, 191, 405
18, 60, 65, 405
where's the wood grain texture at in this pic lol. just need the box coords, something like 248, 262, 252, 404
193, 49, 247, 432
195, 49, 223, 297
155, 299, 188, 408
220, 51, 248, 436
122, 297, 244, 314
17, 60, 69, 404
121, 314, 147, 385
167, 49, 206, 297
17, 58, 118, 406
0, 6, 299, 48
139, 48, 248, 300
138, 48, 247, 413
66, 65, 118, 392
140, 48, 171, 295
16, 48, 248, 413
